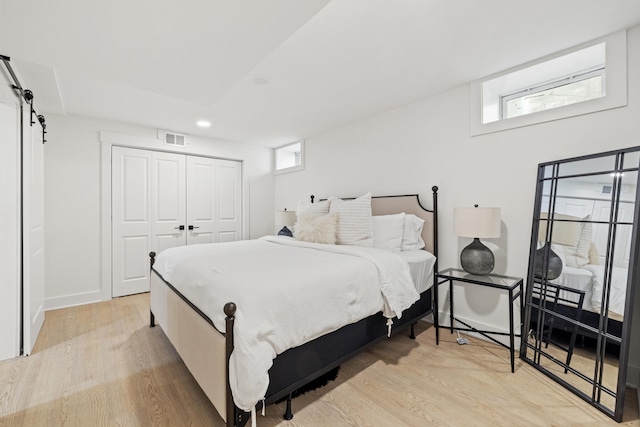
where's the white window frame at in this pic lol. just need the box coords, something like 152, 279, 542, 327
470, 30, 627, 136
274, 140, 304, 175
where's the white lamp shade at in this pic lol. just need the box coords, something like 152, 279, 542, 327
454, 207, 501, 239
275, 210, 296, 227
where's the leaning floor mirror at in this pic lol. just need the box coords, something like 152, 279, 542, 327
521, 146, 640, 421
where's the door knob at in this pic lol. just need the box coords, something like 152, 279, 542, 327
188, 225, 200, 230
174, 225, 185, 230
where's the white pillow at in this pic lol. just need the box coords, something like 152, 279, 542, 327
401, 214, 426, 251
373, 213, 405, 252
297, 198, 332, 215
294, 213, 339, 244
329, 192, 373, 247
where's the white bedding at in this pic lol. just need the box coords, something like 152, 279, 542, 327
398, 250, 436, 293
551, 264, 628, 316
152, 236, 421, 412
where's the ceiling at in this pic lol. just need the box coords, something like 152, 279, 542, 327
1, 1, 640, 148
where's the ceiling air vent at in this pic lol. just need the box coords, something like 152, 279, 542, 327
158, 129, 186, 147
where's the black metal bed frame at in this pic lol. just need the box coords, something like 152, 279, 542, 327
149, 187, 439, 427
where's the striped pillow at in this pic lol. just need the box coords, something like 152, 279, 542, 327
329, 192, 373, 247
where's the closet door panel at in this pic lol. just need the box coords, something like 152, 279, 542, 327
216, 160, 242, 242
112, 147, 153, 297
186, 156, 216, 245
152, 152, 186, 253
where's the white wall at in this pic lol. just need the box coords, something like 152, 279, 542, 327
275, 25, 640, 377
44, 114, 274, 310
0, 99, 20, 361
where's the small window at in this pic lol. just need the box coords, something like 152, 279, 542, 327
470, 30, 627, 136
501, 66, 605, 120
274, 140, 304, 174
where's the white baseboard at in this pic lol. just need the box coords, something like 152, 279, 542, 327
45, 290, 104, 311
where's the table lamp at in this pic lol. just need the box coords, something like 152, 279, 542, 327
275, 209, 296, 237
454, 205, 501, 275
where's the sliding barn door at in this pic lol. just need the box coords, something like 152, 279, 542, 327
22, 111, 46, 355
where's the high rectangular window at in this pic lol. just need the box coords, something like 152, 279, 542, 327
470, 30, 627, 136
274, 140, 304, 174
501, 67, 604, 120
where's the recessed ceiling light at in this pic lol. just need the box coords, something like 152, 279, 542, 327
253, 77, 269, 85
196, 120, 211, 128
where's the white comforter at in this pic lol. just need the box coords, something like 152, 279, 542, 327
581, 264, 628, 316
152, 236, 419, 412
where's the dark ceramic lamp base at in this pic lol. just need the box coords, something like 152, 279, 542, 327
278, 226, 293, 237
533, 243, 563, 280
460, 238, 495, 276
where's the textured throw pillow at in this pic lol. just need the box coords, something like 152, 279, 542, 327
401, 214, 426, 251
329, 192, 373, 247
373, 213, 405, 252
294, 213, 339, 244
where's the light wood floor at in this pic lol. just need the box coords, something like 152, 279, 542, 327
0, 293, 638, 426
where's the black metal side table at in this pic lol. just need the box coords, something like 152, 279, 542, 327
434, 268, 523, 373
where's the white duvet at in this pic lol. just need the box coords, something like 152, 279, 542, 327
152, 236, 419, 412
552, 264, 628, 316
581, 264, 628, 316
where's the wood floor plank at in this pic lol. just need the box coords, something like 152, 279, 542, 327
0, 293, 637, 426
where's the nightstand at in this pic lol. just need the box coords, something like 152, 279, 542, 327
434, 268, 523, 373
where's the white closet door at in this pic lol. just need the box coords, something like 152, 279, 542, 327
186, 156, 216, 245
23, 114, 46, 355
112, 150, 241, 297
216, 159, 242, 242
112, 147, 154, 297
152, 151, 187, 253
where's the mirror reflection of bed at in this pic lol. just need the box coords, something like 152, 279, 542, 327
523, 148, 640, 422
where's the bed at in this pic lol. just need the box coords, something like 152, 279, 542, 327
551, 264, 627, 320
148, 188, 439, 427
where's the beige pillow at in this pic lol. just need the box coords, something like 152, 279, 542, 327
294, 213, 339, 244
539, 213, 592, 268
